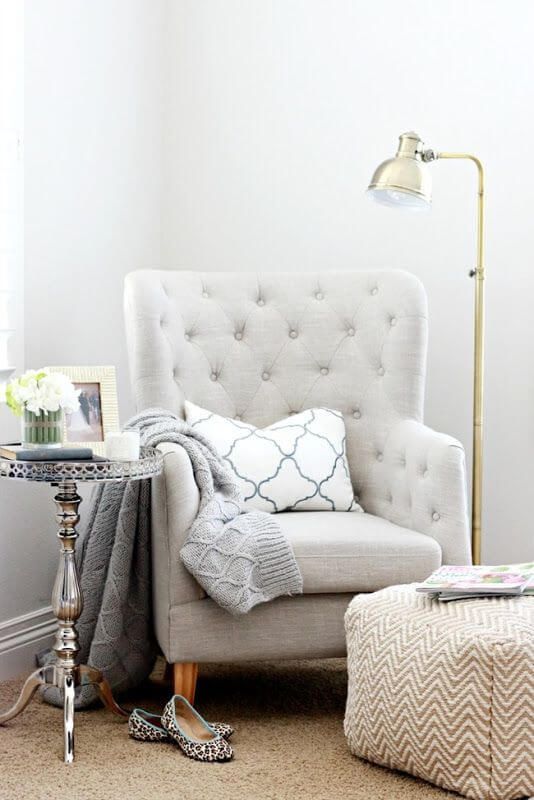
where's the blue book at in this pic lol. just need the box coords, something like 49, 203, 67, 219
0, 444, 94, 461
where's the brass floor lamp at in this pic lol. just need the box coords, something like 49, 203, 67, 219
367, 132, 484, 564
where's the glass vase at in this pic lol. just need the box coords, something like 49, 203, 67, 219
21, 408, 63, 448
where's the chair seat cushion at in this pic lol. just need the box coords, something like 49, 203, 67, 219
276, 511, 441, 594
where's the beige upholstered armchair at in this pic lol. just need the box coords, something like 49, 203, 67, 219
124, 269, 470, 701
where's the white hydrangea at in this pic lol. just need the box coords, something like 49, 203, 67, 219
6, 369, 80, 417
40, 372, 80, 414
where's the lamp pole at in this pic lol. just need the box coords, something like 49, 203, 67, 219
431, 152, 484, 565
368, 134, 485, 564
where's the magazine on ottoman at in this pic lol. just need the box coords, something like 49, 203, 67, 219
417, 562, 534, 601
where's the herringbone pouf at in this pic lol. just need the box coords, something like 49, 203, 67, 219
344, 585, 534, 800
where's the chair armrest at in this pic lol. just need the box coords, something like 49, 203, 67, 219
151, 442, 205, 638
379, 420, 471, 565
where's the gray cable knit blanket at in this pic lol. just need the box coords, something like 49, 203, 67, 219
41, 408, 302, 707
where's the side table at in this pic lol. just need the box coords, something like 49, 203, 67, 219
0, 447, 163, 763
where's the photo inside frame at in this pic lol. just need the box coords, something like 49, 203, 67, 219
66, 382, 104, 442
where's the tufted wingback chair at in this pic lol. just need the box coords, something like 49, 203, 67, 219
124, 269, 470, 702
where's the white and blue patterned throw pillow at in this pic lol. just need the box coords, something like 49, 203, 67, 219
184, 401, 363, 514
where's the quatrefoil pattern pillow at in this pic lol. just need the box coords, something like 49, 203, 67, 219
185, 401, 363, 513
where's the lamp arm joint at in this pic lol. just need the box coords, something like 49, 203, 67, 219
435, 151, 484, 193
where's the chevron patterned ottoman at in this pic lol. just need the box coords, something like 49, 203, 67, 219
344, 585, 534, 800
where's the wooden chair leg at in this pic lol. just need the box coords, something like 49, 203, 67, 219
148, 656, 173, 687
173, 662, 198, 704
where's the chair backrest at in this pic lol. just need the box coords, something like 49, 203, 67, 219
124, 269, 428, 514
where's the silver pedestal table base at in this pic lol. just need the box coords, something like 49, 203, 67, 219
0, 448, 163, 763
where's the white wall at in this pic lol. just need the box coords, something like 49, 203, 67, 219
2, 0, 533, 677
25, 0, 166, 413
162, 0, 534, 564
0, 0, 24, 379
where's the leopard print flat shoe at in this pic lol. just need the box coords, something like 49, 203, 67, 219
129, 708, 234, 743
161, 695, 234, 762
209, 722, 234, 740
129, 709, 169, 742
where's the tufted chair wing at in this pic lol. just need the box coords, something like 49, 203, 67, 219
124, 269, 428, 517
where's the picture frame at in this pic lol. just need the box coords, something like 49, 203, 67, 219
47, 365, 120, 456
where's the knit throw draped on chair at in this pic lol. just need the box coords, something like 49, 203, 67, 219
40, 408, 302, 707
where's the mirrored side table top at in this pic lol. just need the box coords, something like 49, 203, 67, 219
0, 446, 163, 764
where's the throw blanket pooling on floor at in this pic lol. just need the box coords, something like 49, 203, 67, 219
41, 408, 302, 708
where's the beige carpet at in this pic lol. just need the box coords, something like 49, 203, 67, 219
0, 659, 458, 800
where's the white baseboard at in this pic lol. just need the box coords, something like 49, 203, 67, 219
0, 606, 56, 681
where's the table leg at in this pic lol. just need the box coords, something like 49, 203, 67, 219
63, 670, 76, 764
77, 665, 128, 717
0, 665, 54, 724
52, 480, 83, 763
0, 480, 128, 764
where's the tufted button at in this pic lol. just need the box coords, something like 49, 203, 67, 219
390, 316, 397, 327
347, 327, 355, 336
315, 291, 324, 300
257, 298, 265, 306
210, 372, 218, 382
202, 291, 209, 298
377, 366, 385, 376
184, 333, 191, 341
400, 457, 406, 467
262, 371, 270, 381
352, 409, 361, 419
234, 414, 242, 421
234, 331, 243, 341
423, 468, 429, 478
432, 512, 440, 522
320, 367, 329, 376
376, 452, 383, 462
289, 330, 298, 339
371, 287, 378, 296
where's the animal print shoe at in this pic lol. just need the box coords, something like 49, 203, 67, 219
161, 695, 234, 762
129, 708, 234, 743
210, 722, 234, 740
129, 708, 169, 742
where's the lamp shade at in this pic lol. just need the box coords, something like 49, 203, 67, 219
367, 131, 432, 209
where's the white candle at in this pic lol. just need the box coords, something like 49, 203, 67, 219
105, 430, 140, 461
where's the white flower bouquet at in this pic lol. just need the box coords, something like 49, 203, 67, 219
6, 369, 80, 447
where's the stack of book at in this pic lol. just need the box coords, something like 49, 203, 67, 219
417, 563, 534, 602
0, 444, 95, 461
